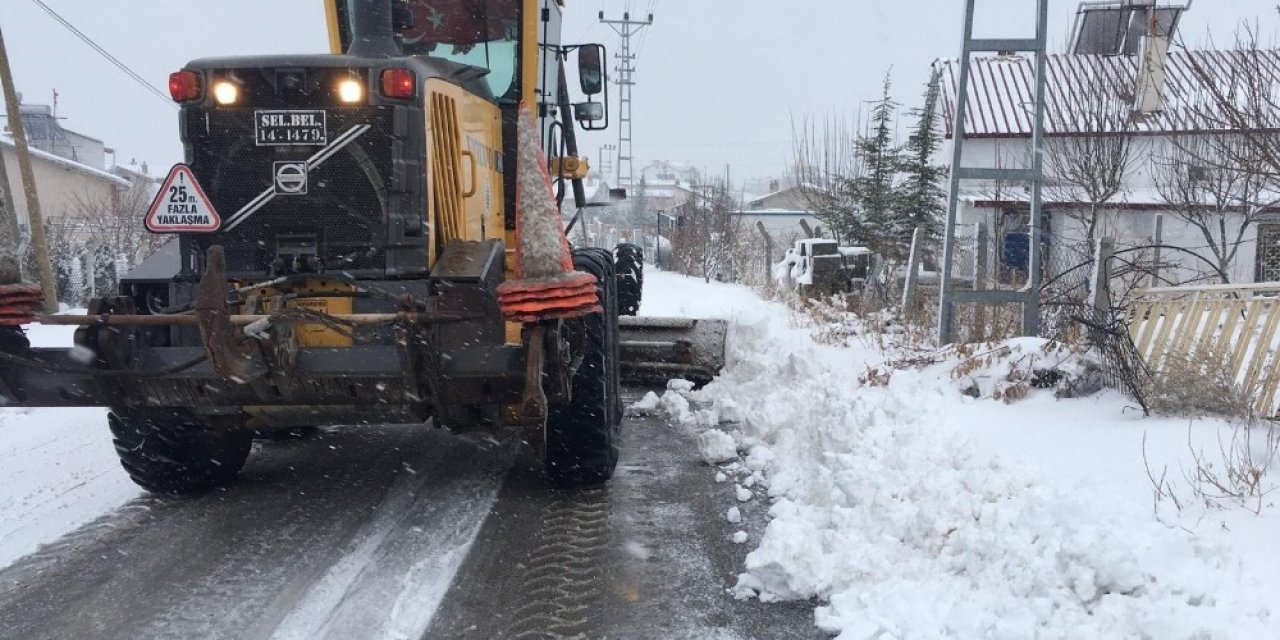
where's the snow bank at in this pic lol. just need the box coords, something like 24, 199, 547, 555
651, 274, 1271, 638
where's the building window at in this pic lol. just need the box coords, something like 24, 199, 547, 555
997, 208, 1051, 285
1256, 223, 1280, 283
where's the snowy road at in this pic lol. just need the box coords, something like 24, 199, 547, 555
0, 424, 516, 640
0, 388, 816, 640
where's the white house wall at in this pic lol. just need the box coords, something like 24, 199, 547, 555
947, 135, 1266, 285
2, 146, 124, 232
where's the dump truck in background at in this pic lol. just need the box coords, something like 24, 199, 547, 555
0, 0, 724, 493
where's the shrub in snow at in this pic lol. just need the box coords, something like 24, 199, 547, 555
861, 338, 1108, 404
732, 531, 748, 544
726, 507, 742, 524
1144, 351, 1256, 419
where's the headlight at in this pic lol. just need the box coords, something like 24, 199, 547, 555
212, 81, 240, 106
337, 79, 364, 104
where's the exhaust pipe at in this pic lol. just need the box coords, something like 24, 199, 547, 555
347, 0, 401, 58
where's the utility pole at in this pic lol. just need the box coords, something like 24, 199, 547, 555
0, 26, 58, 312
0, 122, 19, 284
598, 143, 616, 183
599, 11, 652, 191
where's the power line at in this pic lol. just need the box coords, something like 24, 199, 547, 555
27, 0, 175, 109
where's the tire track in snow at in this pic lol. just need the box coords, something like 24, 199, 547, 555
502, 490, 611, 640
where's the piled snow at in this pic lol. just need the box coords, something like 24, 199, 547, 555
645, 271, 1273, 639
696, 429, 738, 465
628, 391, 661, 415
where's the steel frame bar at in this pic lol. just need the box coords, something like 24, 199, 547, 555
938, 0, 1049, 345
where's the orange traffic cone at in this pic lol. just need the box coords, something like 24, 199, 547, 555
496, 104, 600, 322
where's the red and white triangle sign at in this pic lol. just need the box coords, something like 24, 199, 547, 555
146, 164, 221, 233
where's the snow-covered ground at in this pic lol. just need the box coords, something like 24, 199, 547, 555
4, 271, 1278, 639
640, 270, 1277, 639
0, 322, 139, 568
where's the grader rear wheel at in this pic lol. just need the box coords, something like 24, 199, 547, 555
109, 410, 253, 494
543, 249, 622, 487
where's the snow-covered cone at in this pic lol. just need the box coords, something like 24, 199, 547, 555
496, 105, 600, 322
512, 104, 573, 279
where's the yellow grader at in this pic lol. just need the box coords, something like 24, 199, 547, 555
0, 0, 724, 492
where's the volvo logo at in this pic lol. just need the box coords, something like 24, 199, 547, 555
273, 162, 308, 195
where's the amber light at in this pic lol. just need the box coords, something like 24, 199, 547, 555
168, 70, 202, 102
380, 68, 416, 99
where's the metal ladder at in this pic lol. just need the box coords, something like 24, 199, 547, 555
937, 0, 1050, 344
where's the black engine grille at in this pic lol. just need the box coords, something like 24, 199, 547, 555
188, 107, 393, 275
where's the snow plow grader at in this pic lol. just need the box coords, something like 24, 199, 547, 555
0, 0, 724, 493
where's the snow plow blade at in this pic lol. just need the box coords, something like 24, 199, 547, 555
618, 316, 728, 387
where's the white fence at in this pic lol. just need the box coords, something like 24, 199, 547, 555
1128, 283, 1280, 417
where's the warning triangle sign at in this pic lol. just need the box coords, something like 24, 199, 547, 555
145, 164, 221, 233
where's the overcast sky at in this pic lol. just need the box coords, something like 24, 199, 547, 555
0, 0, 1275, 183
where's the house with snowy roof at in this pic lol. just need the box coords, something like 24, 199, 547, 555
3, 100, 156, 234
934, 1, 1280, 286
3, 98, 160, 299
732, 180, 823, 248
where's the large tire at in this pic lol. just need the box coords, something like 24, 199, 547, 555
544, 249, 622, 486
614, 243, 644, 316
109, 410, 253, 494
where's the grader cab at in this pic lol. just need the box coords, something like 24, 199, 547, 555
0, 0, 724, 493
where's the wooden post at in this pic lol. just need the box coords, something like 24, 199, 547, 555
0, 26, 58, 312
972, 223, 989, 340
1149, 213, 1163, 288
901, 226, 924, 311
756, 221, 773, 287
1089, 236, 1115, 319
0, 134, 20, 284
798, 219, 815, 239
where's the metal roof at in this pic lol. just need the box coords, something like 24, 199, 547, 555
935, 48, 1280, 138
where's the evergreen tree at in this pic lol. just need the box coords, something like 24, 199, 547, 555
849, 72, 904, 258
895, 68, 948, 251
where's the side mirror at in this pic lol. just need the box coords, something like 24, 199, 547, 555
578, 44, 606, 96
574, 101, 605, 123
